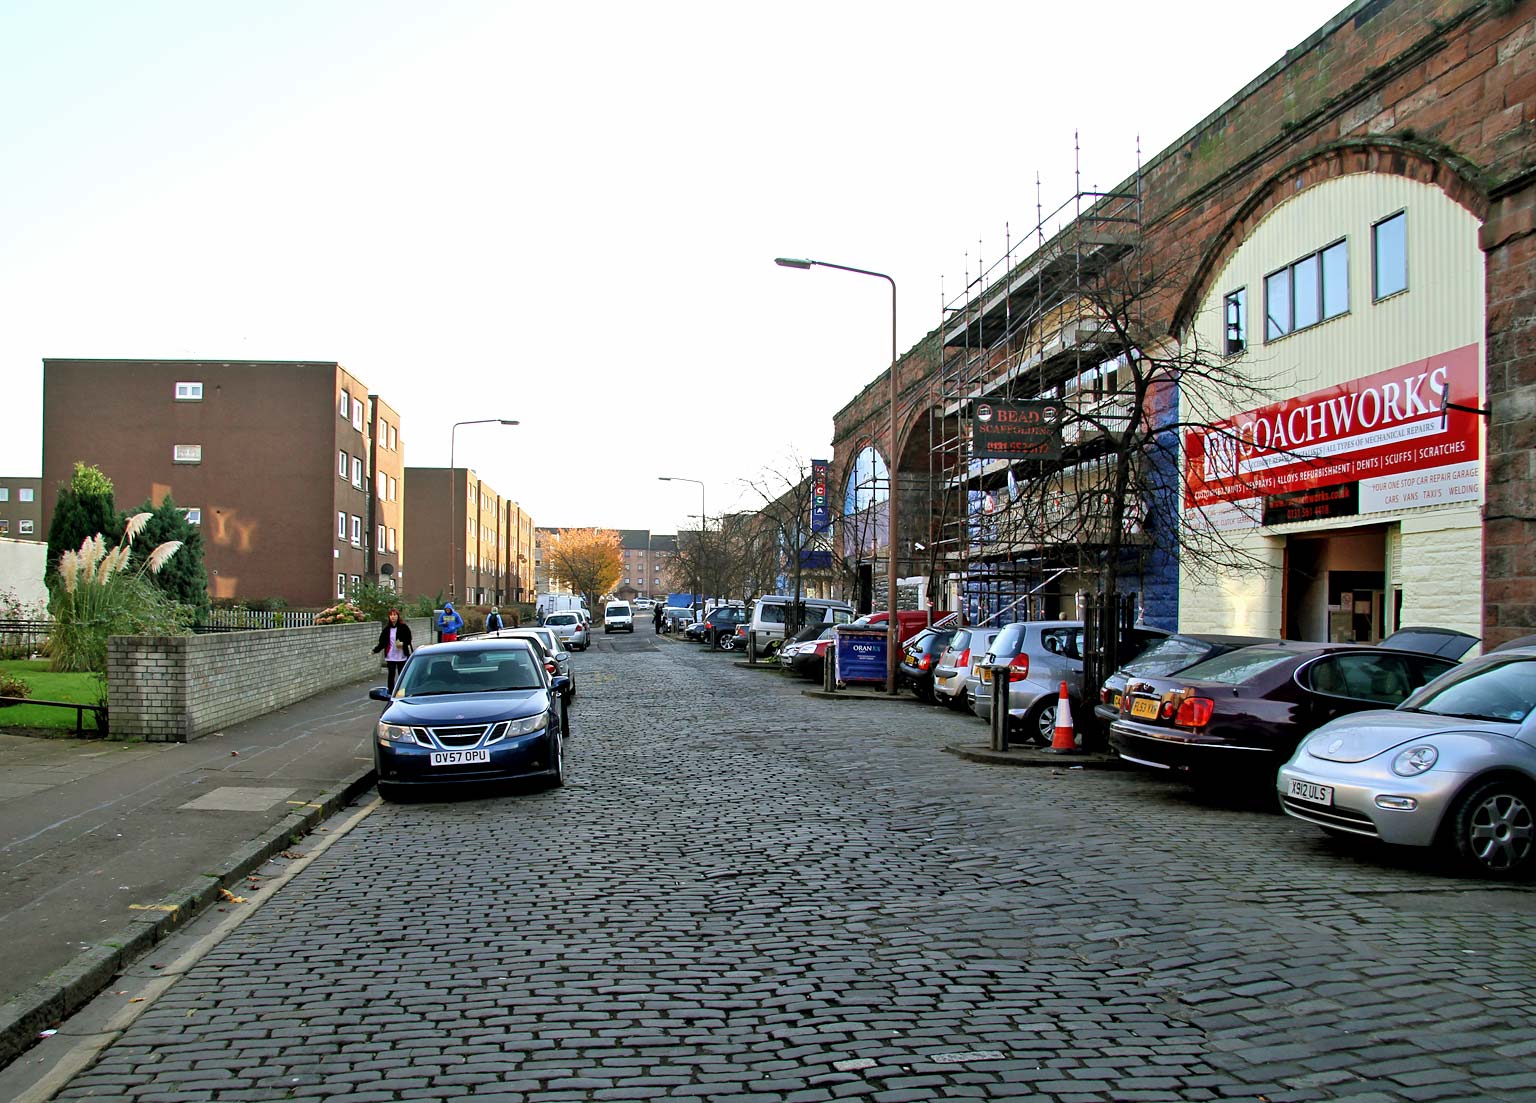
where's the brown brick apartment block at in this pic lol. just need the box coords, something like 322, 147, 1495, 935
42, 360, 406, 609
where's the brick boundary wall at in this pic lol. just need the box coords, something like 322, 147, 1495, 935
106, 617, 430, 742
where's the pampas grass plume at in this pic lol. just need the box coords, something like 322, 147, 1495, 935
122, 512, 152, 544
145, 540, 182, 575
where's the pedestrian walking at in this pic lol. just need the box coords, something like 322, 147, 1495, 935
437, 602, 464, 642
652, 603, 664, 632
485, 607, 504, 633
372, 608, 413, 694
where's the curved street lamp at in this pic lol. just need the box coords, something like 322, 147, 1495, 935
450, 418, 519, 604
775, 257, 900, 694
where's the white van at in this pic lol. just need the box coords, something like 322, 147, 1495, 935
746, 596, 855, 657
603, 601, 635, 634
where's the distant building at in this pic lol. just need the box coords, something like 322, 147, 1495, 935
41, 359, 405, 608
404, 468, 534, 607
535, 528, 676, 600
0, 477, 42, 541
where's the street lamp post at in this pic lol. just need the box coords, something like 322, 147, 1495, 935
775, 256, 901, 695
658, 475, 706, 622
450, 418, 519, 605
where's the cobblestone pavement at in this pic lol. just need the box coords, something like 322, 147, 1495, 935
48, 630, 1536, 1101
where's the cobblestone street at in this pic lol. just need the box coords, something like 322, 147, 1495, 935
46, 632, 1536, 1101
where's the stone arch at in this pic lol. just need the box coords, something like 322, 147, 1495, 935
1171, 138, 1490, 334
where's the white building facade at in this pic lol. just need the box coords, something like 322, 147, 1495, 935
1180, 172, 1484, 648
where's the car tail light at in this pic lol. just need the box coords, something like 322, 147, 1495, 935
1100, 687, 1110, 703
1007, 653, 1029, 681
1173, 696, 1214, 727
918, 655, 932, 671
956, 648, 970, 669
544, 661, 557, 674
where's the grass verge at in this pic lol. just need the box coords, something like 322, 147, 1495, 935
0, 659, 107, 733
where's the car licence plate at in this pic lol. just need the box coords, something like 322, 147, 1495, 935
430, 749, 490, 767
978, 667, 993, 684
1107, 690, 1122, 709
1286, 778, 1334, 807
1129, 697, 1159, 720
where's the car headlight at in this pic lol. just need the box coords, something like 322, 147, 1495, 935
505, 715, 548, 738
1392, 745, 1439, 776
377, 722, 417, 744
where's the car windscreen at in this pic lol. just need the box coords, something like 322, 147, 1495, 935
1176, 647, 1299, 686
1120, 635, 1224, 677
606, 607, 629, 616
398, 650, 544, 695
1401, 658, 1536, 723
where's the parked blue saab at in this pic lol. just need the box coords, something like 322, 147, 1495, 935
369, 638, 570, 799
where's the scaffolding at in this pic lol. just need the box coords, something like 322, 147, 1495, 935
923, 137, 1146, 626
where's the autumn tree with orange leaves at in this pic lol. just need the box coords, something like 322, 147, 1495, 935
543, 528, 622, 611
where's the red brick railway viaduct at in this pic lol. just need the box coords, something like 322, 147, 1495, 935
830, 0, 1535, 645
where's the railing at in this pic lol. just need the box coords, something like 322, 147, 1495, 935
0, 619, 49, 655
194, 609, 319, 632
0, 696, 107, 735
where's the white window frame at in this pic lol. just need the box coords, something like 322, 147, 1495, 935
377, 524, 386, 550
18, 488, 33, 502
351, 457, 363, 488
0, 519, 8, 534
377, 476, 387, 501
350, 574, 361, 591
338, 511, 347, 538
351, 401, 364, 432
175, 381, 203, 401
339, 450, 348, 479
388, 424, 397, 451
339, 391, 350, 419
387, 528, 396, 553
173, 444, 202, 464
337, 573, 347, 599
350, 516, 362, 546
0, 488, 8, 502
388, 476, 397, 501
183, 508, 201, 525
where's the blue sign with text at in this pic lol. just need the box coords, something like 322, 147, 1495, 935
811, 459, 830, 533
835, 627, 888, 684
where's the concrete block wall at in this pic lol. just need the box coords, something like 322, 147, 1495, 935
106, 618, 429, 741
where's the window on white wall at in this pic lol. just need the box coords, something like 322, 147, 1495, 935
1265, 240, 1347, 341
1223, 288, 1246, 355
1373, 211, 1407, 300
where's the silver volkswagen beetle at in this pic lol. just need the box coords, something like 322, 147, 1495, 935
1277, 645, 1536, 879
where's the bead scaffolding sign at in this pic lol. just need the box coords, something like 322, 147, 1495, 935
972, 400, 1065, 460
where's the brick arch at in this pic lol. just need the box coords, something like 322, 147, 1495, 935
1171, 138, 1490, 335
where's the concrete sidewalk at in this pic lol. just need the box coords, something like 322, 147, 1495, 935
0, 676, 384, 1067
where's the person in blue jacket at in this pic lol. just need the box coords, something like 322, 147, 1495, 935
436, 602, 464, 642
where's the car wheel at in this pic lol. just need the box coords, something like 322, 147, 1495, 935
1446, 777, 1536, 879
1024, 697, 1057, 746
547, 729, 565, 788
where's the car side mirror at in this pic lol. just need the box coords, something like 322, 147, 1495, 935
368, 687, 391, 702
551, 675, 572, 694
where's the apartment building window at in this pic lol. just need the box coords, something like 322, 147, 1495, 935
337, 573, 346, 599
175, 381, 203, 401
350, 574, 361, 591
351, 401, 364, 432
1373, 211, 1407, 300
339, 450, 348, 479
387, 528, 396, 553
388, 476, 397, 501
339, 391, 350, 420
351, 457, 363, 488
19, 488, 32, 502
377, 476, 387, 501
377, 524, 386, 550
1223, 288, 1246, 355
19, 520, 34, 535
388, 424, 397, 451
0, 488, 7, 502
338, 511, 347, 538
183, 508, 201, 525
350, 516, 362, 546
173, 444, 202, 464
0, 519, 7, 534
1265, 240, 1348, 341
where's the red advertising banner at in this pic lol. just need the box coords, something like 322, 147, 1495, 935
1184, 343, 1481, 511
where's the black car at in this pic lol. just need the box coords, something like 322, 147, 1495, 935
685, 605, 747, 648
369, 639, 571, 799
897, 628, 955, 702
1108, 641, 1459, 780
1094, 633, 1277, 727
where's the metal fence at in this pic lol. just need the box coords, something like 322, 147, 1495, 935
194, 609, 319, 632
0, 619, 50, 655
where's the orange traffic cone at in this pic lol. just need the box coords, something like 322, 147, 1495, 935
1045, 680, 1080, 754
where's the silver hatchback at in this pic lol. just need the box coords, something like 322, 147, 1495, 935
973, 621, 1086, 743
933, 627, 1000, 710
543, 611, 590, 651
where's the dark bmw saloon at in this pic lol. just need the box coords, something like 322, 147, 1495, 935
369, 639, 570, 799
1108, 641, 1459, 780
